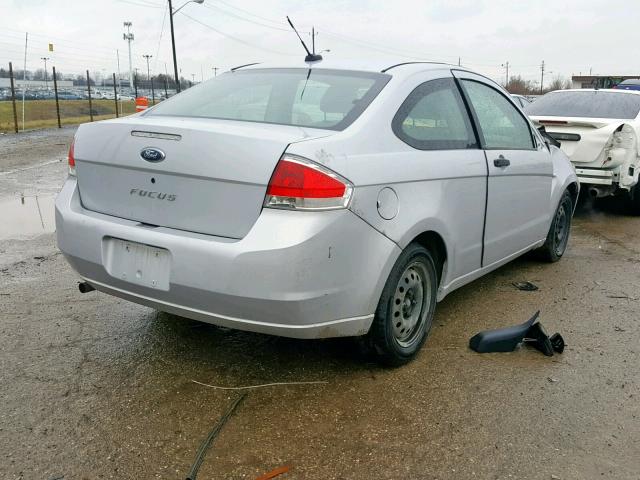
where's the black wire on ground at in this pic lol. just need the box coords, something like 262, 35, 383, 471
185, 393, 248, 480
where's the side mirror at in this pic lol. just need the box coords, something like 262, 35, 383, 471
537, 125, 561, 148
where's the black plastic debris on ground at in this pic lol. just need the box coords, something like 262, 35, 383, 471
513, 281, 539, 291
469, 311, 565, 356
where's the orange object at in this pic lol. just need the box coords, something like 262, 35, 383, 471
255, 466, 290, 480
135, 97, 149, 112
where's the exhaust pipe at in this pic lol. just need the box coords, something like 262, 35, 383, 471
78, 281, 96, 293
589, 187, 604, 198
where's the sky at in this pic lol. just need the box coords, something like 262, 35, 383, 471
0, 0, 639, 86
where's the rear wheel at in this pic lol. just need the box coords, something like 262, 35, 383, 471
367, 244, 438, 367
628, 182, 640, 215
537, 190, 573, 262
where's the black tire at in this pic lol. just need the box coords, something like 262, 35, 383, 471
367, 243, 438, 367
628, 182, 640, 215
537, 190, 573, 262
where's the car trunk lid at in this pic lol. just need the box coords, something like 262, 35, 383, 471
73, 116, 333, 238
530, 116, 628, 166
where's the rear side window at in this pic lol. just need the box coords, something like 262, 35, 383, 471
147, 68, 390, 131
461, 80, 534, 150
392, 78, 477, 150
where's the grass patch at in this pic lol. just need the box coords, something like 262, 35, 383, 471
0, 99, 138, 133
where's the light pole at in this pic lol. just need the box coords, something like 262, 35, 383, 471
41, 57, 50, 90
168, 0, 204, 93
143, 54, 152, 82
502, 61, 509, 86
123, 22, 134, 93
143, 55, 155, 104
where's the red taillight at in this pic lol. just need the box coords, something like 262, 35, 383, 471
68, 139, 76, 176
264, 155, 352, 210
267, 159, 346, 198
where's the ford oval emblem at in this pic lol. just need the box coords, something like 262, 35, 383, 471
140, 147, 166, 163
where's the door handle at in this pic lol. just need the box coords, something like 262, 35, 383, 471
494, 156, 511, 168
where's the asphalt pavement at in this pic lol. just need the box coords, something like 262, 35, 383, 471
1, 128, 638, 479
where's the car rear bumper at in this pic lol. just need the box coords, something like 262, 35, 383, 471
55, 177, 400, 339
575, 167, 615, 186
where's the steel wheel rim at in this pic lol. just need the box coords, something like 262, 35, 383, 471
391, 261, 431, 348
554, 202, 569, 256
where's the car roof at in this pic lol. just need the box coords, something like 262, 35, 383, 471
230, 59, 465, 77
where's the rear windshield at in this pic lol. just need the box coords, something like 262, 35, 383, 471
525, 91, 640, 119
147, 68, 390, 131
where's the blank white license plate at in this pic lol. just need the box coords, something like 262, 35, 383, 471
103, 238, 171, 290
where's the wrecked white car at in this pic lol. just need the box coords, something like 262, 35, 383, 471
526, 89, 640, 213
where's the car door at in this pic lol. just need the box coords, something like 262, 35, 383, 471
454, 70, 552, 266
387, 76, 487, 280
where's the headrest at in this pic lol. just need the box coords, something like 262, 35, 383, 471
320, 82, 361, 114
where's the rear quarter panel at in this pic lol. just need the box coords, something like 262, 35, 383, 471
548, 144, 580, 212
287, 67, 487, 293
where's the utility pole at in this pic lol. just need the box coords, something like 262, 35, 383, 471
143, 54, 153, 87
540, 60, 545, 94
191, 73, 195, 86
168, 0, 180, 93
123, 22, 134, 93
167, 0, 204, 93
212, 66, 218, 77
41, 57, 50, 90
143, 55, 155, 97
502, 61, 509, 86
117, 49, 123, 109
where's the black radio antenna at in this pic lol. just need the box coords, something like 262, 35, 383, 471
286, 16, 322, 62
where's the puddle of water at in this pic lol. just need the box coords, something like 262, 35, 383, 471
0, 194, 56, 240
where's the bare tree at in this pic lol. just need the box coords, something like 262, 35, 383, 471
505, 75, 538, 95
544, 75, 571, 93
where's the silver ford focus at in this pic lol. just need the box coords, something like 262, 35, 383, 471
55, 61, 578, 365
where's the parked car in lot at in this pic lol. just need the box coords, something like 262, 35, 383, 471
512, 94, 532, 108
526, 89, 640, 213
614, 79, 640, 91
56, 61, 578, 365
57, 91, 84, 100
37, 90, 56, 100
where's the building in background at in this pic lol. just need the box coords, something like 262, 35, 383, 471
571, 75, 640, 89
0, 78, 73, 89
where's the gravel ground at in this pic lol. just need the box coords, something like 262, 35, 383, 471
0, 129, 639, 479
